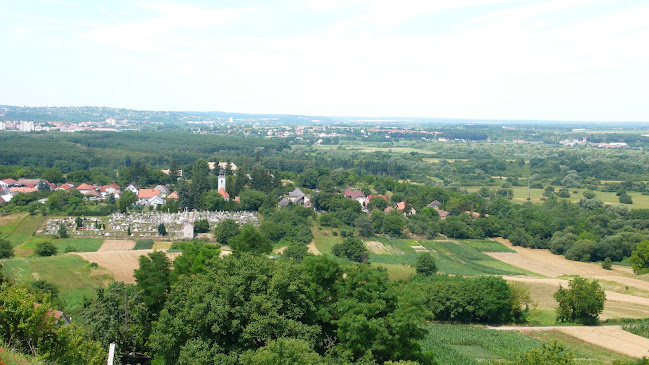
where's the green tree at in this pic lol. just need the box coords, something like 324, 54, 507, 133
214, 219, 240, 245
81, 282, 149, 358
199, 190, 226, 211
0, 238, 14, 259
331, 237, 369, 263
193, 219, 210, 234
282, 244, 310, 261
231, 224, 272, 256
119, 190, 137, 213
354, 215, 373, 237
42, 167, 64, 184
158, 223, 167, 236
240, 338, 324, 365
368, 196, 388, 211
619, 194, 633, 204
75, 216, 83, 228
554, 276, 606, 324
630, 241, 649, 274
170, 241, 220, 282
415, 252, 437, 276
240, 189, 268, 211
383, 211, 406, 237
34, 240, 58, 256
134, 251, 171, 317
58, 223, 68, 238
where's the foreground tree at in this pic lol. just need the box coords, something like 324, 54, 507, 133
134, 251, 171, 317
231, 224, 272, 256
554, 276, 605, 324
214, 219, 240, 245
516, 340, 575, 365
331, 237, 369, 263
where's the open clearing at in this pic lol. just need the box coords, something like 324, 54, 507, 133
73, 250, 181, 283
98, 239, 136, 251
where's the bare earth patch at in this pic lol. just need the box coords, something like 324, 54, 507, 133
558, 327, 649, 358
364, 240, 403, 254
411, 245, 429, 253
307, 242, 321, 255
274, 246, 287, 254
72, 250, 180, 283
98, 239, 136, 252
487, 238, 649, 292
493, 326, 649, 358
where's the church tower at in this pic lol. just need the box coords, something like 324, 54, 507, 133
218, 167, 226, 191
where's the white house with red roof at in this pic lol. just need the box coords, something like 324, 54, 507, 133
75, 183, 96, 195
0, 178, 17, 189
138, 188, 164, 207
125, 182, 139, 195
344, 189, 367, 205
56, 183, 74, 191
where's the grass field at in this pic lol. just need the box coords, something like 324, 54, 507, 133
0, 214, 47, 246
311, 225, 342, 255
14, 237, 103, 256
462, 239, 516, 252
420, 324, 542, 364
1, 254, 112, 313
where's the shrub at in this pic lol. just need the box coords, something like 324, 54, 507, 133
619, 194, 633, 204
34, 241, 58, 257
193, 219, 210, 234
64, 245, 76, 253
0, 238, 14, 259
602, 257, 613, 270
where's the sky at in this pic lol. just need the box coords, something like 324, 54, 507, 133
1, 0, 648, 121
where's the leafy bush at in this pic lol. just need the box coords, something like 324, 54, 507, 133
416, 252, 437, 276
0, 239, 14, 259
34, 241, 58, 257
602, 257, 613, 270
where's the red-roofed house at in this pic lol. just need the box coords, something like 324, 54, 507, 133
84, 189, 103, 201
0, 178, 18, 189
18, 178, 40, 186
138, 189, 164, 207
167, 191, 179, 200
76, 183, 96, 194
344, 189, 366, 205
396, 201, 416, 216
56, 183, 74, 191
10, 186, 38, 194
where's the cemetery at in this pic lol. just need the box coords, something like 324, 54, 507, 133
39, 210, 258, 239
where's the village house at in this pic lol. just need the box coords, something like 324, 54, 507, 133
396, 201, 416, 216
76, 183, 96, 195
208, 162, 238, 172
0, 178, 17, 189
99, 183, 121, 199
138, 189, 164, 207
154, 185, 170, 198
125, 182, 139, 195
167, 191, 179, 200
10, 186, 38, 194
288, 187, 311, 207
84, 189, 103, 201
344, 189, 366, 205
56, 183, 74, 191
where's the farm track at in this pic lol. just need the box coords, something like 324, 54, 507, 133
492, 325, 649, 358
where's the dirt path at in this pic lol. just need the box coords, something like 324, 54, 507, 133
493, 325, 649, 358
307, 242, 321, 255
487, 238, 649, 292
72, 250, 180, 283
97, 239, 136, 252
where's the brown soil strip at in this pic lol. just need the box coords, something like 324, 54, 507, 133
73, 250, 180, 283
97, 239, 136, 252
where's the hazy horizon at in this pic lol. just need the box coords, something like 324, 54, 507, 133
1, 0, 648, 122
